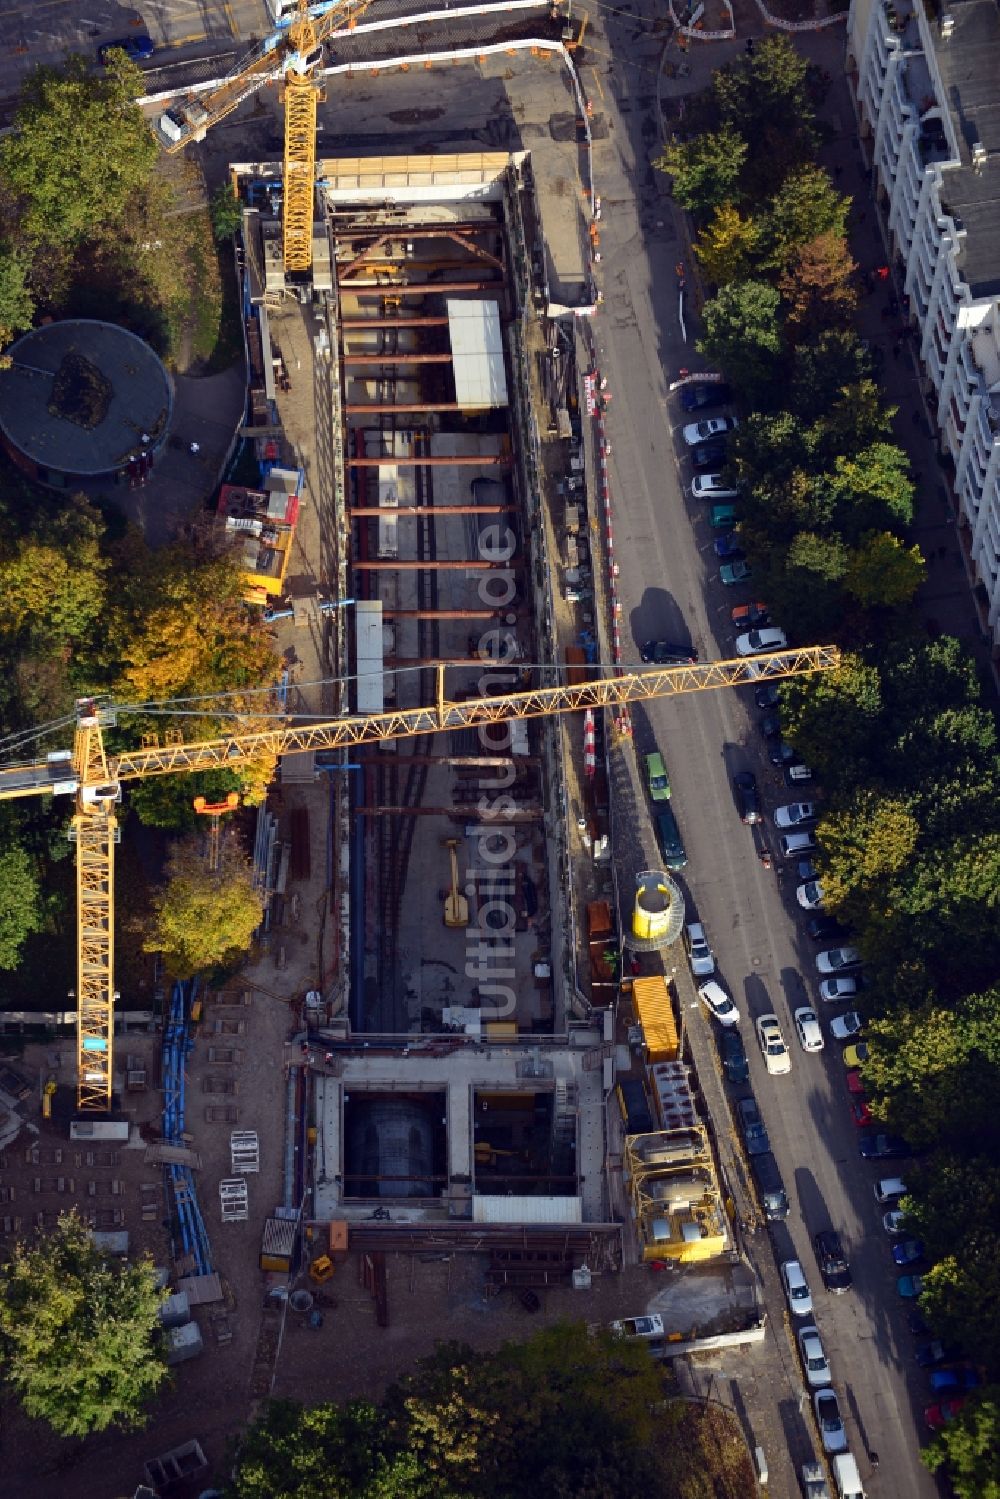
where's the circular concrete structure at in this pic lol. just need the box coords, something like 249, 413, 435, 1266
0, 319, 172, 487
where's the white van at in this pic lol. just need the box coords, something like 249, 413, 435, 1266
779, 831, 817, 858
874, 1176, 907, 1204
832, 1451, 866, 1499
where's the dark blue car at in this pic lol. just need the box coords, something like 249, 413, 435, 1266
680, 381, 732, 412
714, 531, 745, 560
98, 34, 155, 63
860, 1132, 912, 1160
930, 1366, 981, 1393
892, 1238, 925, 1267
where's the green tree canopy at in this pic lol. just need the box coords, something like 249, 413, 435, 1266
0, 842, 44, 970
228, 1325, 709, 1499
0, 242, 34, 351
226, 1398, 431, 1499
712, 36, 817, 195
760, 166, 850, 273
210, 182, 244, 242
780, 653, 883, 780
0, 1212, 167, 1435
128, 769, 244, 832
656, 127, 747, 219
826, 442, 915, 538
789, 331, 876, 422
844, 531, 925, 609
698, 280, 783, 407
923, 1387, 1000, 1499
144, 833, 265, 978
0, 534, 108, 647
0, 54, 157, 250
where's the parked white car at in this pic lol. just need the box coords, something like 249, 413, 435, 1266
682, 415, 738, 446
796, 880, 825, 910
685, 922, 716, 977
698, 979, 740, 1027
814, 1388, 848, 1454
757, 1012, 791, 1075
774, 802, 817, 828
829, 1010, 863, 1042
793, 1007, 824, 1053
735, 627, 788, 657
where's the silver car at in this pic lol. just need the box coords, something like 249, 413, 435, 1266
798, 1325, 832, 1389
814, 1388, 848, 1454
816, 946, 862, 974
781, 1258, 813, 1318
685, 922, 715, 977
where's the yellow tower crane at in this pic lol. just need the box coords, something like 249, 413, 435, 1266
0, 648, 839, 1114
156, 0, 376, 275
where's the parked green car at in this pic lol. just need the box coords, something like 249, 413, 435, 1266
720, 559, 752, 586
710, 503, 739, 530
645, 751, 670, 802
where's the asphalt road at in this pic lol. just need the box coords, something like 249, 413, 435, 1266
584, 6, 942, 1498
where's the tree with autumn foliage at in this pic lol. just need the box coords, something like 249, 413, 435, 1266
779, 232, 858, 336
843, 530, 925, 608
695, 204, 759, 287
108, 533, 283, 806
144, 832, 265, 978
226, 1322, 749, 1499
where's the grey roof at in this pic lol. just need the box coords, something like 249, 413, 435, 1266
0, 320, 172, 475
932, 0, 1000, 298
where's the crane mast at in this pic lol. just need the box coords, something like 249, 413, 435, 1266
70, 703, 120, 1113
156, 0, 373, 275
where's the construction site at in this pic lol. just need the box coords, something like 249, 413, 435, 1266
0, 6, 835, 1493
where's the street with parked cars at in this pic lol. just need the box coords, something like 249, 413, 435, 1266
618, 348, 941, 1494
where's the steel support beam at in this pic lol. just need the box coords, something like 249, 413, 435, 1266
355, 754, 521, 766
352, 559, 517, 570
344, 402, 465, 414
351, 280, 501, 295
342, 353, 453, 365
355, 806, 543, 819
383, 608, 498, 619
347, 455, 509, 468
384, 658, 524, 667
349, 505, 516, 516
339, 317, 451, 328
336, 225, 502, 240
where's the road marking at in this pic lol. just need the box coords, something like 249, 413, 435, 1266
222, 0, 239, 38
588, 64, 605, 103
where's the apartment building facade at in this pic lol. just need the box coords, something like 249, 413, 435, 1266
847, 0, 1000, 650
